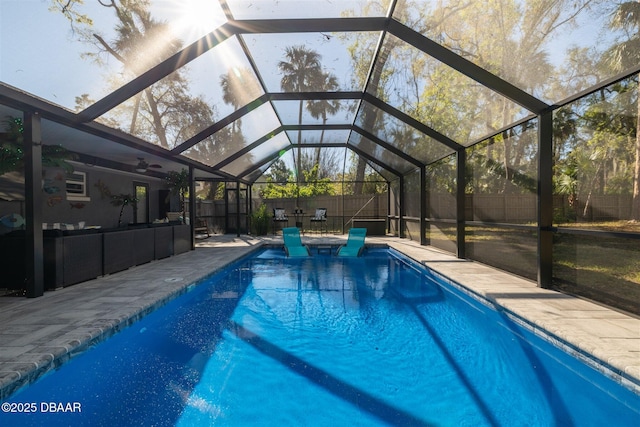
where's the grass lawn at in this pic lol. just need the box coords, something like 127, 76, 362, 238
429, 222, 640, 316
553, 230, 639, 315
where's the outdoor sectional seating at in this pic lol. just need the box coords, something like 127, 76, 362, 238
0, 223, 190, 290
133, 226, 156, 266
153, 223, 174, 259
63, 229, 103, 285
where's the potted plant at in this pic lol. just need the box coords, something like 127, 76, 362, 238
95, 180, 137, 227
110, 193, 137, 227
250, 203, 270, 236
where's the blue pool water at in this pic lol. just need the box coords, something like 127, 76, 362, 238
1, 248, 639, 426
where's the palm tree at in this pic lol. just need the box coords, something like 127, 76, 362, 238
306, 71, 341, 169
278, 46, 323, 184
220, 67, 263, 134
604, 2, 640, 221
101, 2, 182, 148
218, 67, 263, 172
111, 193, 138, 227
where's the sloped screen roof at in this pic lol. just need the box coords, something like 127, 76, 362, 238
0, 0, 635, 183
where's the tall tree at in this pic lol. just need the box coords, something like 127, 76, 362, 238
604, 1, 640, 221
278, 46, 323, 185
306, 71, 341, 169
52, 0, 218, 152
344, 0, 472, 193
345, 0, 601, 195
265, 159, 291, 183
220, 67, 263, 133
218, 67, 264, 172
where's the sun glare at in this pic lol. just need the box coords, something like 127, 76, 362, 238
167, 0, 226, 43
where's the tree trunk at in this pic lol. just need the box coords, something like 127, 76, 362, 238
632, 89, 640, 221
502, 129, 512, 193
297, 99, 304, 180
354, 43, 392, 194
583, 162, 603, 219
118, 205, 125, 227
145, 88, 169, 148
92, 33, 169, 148
314, 114, 326, 170
130, 92, 142, 134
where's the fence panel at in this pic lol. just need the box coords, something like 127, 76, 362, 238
469, 195, 537, 223
250, 194, 386, 233
429, 194, 456, 219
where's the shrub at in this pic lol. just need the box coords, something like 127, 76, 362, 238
250, 204, 270, 236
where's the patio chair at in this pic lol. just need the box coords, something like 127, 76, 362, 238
282, 227, 311, 257
272, 208, 289, 235
309, 208, 327, 234
337, 228, 367, 257
194, 218, 210, 238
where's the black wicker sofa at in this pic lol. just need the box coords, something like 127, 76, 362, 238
0, 223, 190, 291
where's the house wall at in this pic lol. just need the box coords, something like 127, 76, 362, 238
0, 164, 172, 234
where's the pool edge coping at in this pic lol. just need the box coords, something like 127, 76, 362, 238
2, 240, 638, 401
0, 244, 265, 401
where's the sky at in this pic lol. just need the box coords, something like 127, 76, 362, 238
0, 0, 627, 178
1, 0, 621, 112
0, 0, 367, 177
0, 0, 373, 110
0, 0, 106, 108
0, 0, 229, 109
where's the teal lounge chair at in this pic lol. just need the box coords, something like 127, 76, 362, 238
337, 228, 367, 257
283, 227, 311, 257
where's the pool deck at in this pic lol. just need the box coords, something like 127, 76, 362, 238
1, 234, 638, 400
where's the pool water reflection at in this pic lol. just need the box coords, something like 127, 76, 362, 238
1, 248, 638, 426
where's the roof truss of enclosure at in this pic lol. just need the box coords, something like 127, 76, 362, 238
2, 0, 634, 184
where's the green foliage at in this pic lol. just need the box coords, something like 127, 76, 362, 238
556, 78, 637, 193
220, 67, 262, 109
427, 155, 457, 194
166, 169, 190, 219
260, 165, 335, 199
0, 116, 75, 175
198, 182, 225, 200
265, 159, 290, 183
554, 154, 578, 197
250, 204, 270, 236
166, 169, 190, 198
479, 154, 537, 193
109, 193, 137, 208
359, 176, 388, 195
466, 124, 539, 195
278, 45, 324, 183
0, 117, 23, 175
110, 193, 138, 227
94, 180, 137, 227
53, 0, 219, 154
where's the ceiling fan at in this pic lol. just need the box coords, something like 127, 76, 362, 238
134, 157, 162, 173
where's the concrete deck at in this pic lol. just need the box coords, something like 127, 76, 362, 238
1, 234, 638, 400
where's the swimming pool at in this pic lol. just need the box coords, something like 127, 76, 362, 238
1, 248, 638, 426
